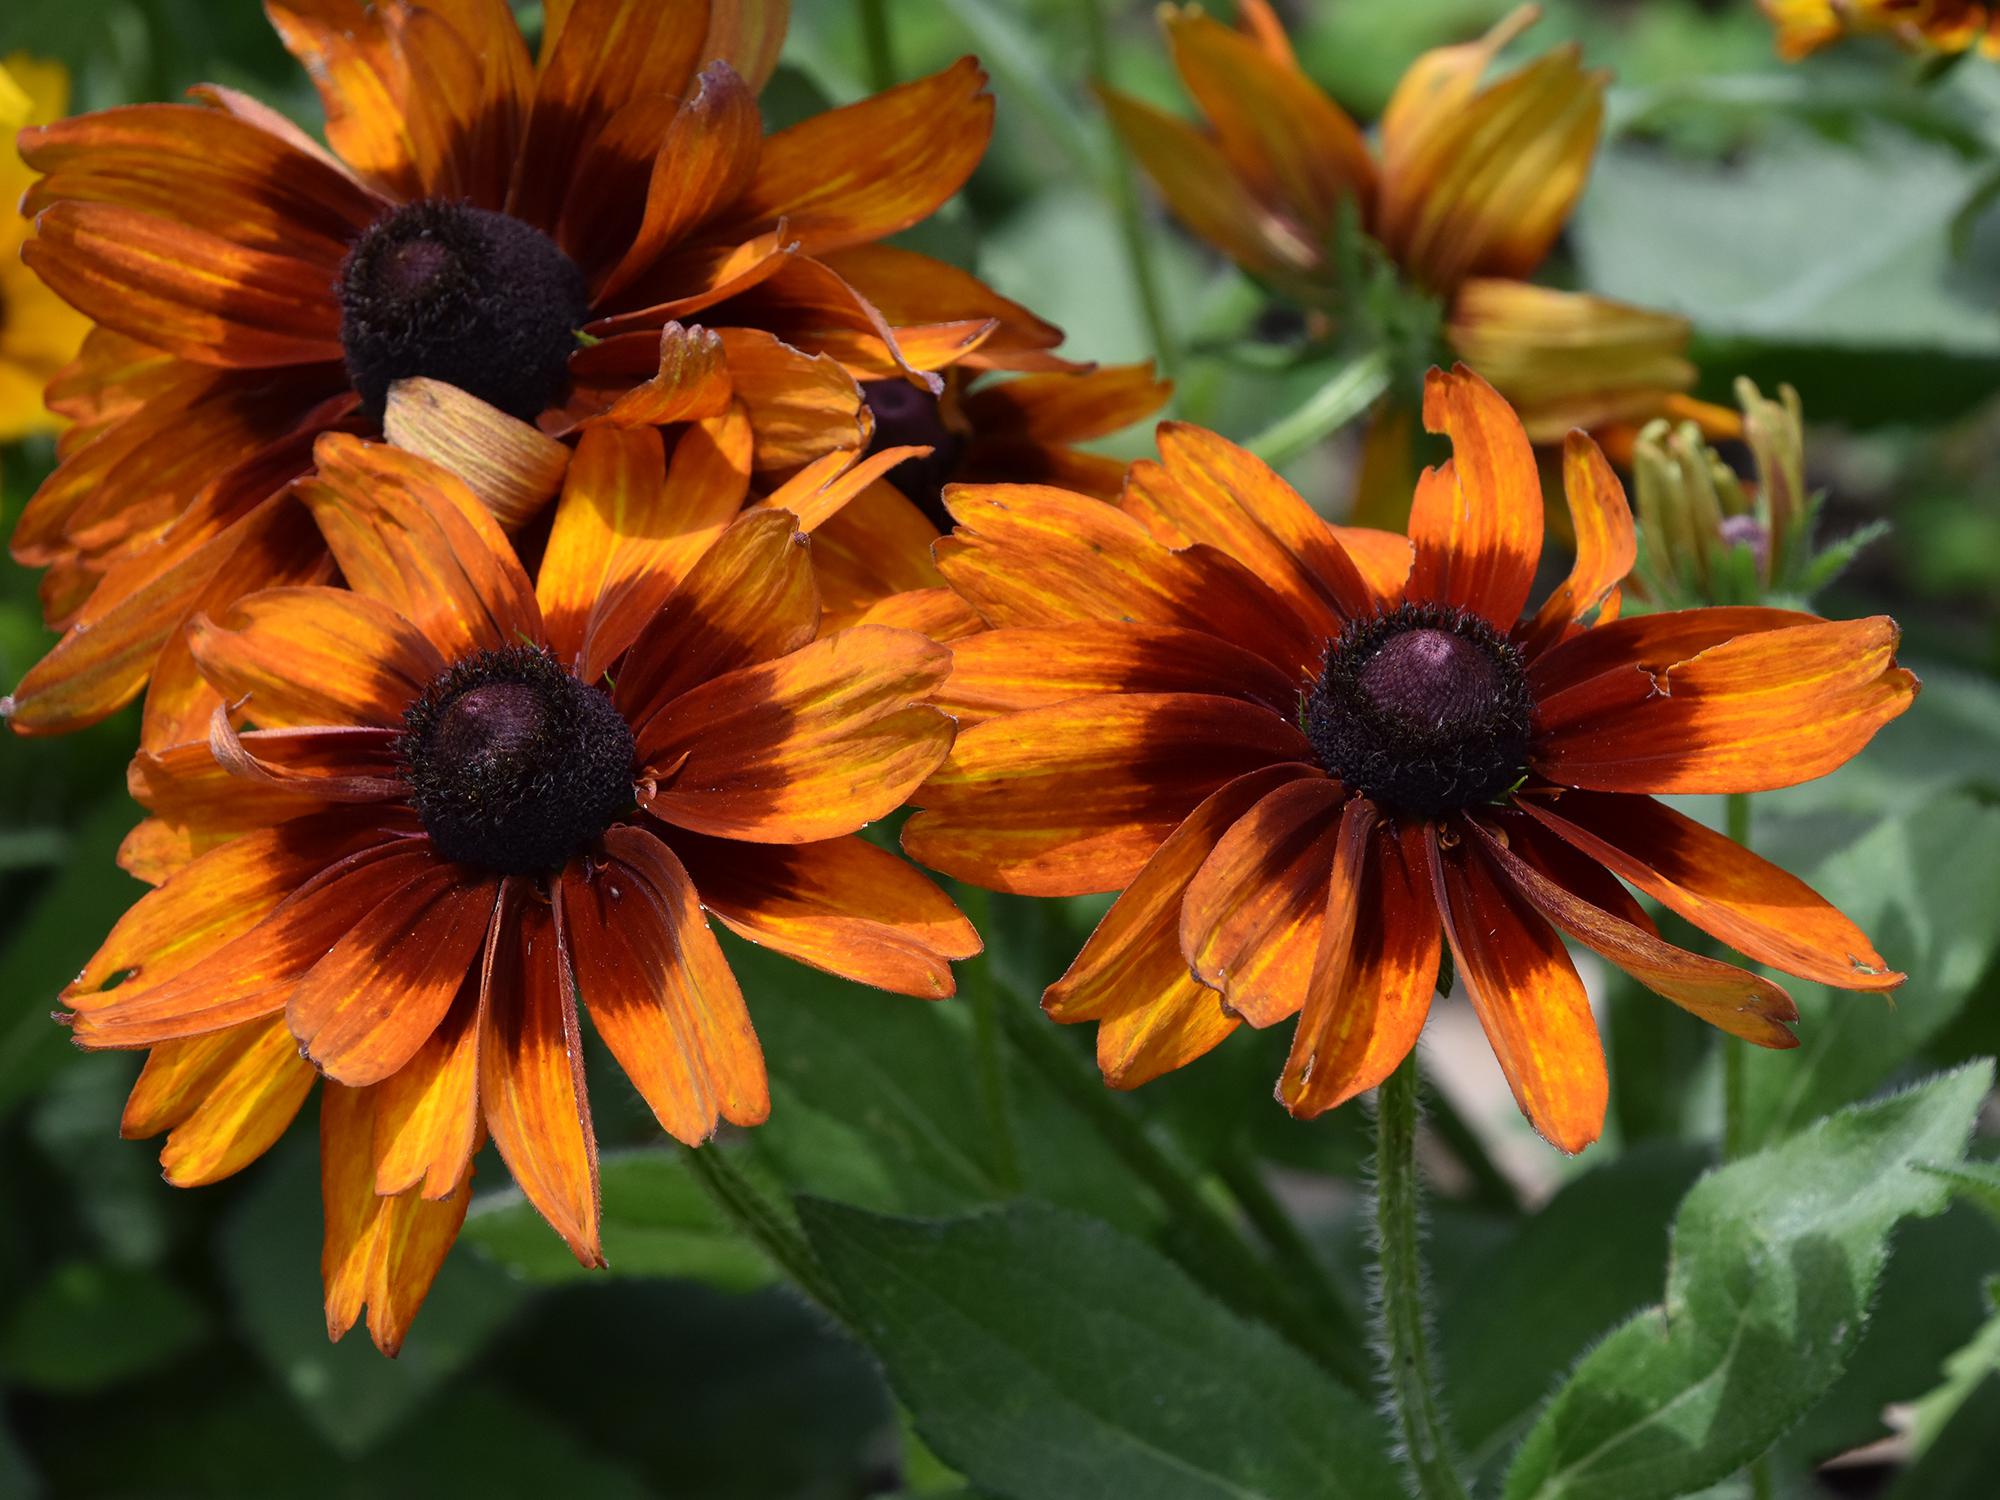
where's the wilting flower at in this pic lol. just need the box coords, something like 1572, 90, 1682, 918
0, 55, 88, 440
63, 433, 973, 1352
903, 366, 1915, 1152
6, 0, 1053, 739
1762, 0, 2000, 58
1102, 2, 1731, 446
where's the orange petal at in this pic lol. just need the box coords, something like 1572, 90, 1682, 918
1471, 818, 1799, 1047
387, 1, 534, 205
1162, 6, 1374, 236
508, 0, 707, 229
123, 1030, 256, 1140
1528, 604, 1815, 707
816, 245, 1066, 367
1518, 431, 1636, 655
371, 980, 483, 1199
478, 881, 602, 1265
300, 435, 542, 662
71, 808, 410, 1004
1532, 617, 1918, 793
1130, 422, 1381, 625
597, 63, 762, 302
24, 202, 342, 367
288, 862, 499, 1089
730, 58, 992, 257
565, 828, 770, 1143
1280, 816, 1440, 1117
383, 378, 571, 531
188, 587, 444, 730
903, 693, 1312, 897
932, 622, 1301, 727
20, 102, 387, 261
713, 328, 870, 472
320, 1081, 473, 1356
758, 444, 934, 534
584, 323, 735, 429
702, 0, 789, 91
936, 483, 1322, 678
69, 839, 431, 1049
206, 715, 405, 804
1180, 775, 1345, 1028
642, 626, 954, 844
1429, 822, 1605, 1154
1047, 764, 1320, 1087
1409, 365, 1543, 629
1518, 790, 1902, 991
960, 362, 1170, 444
1098, 85, 1317, 277
614, 509, 818, 731
670, 828, 980, 1000
157, 1014, 318, 1186
266, 0, 423, 198
851, 587, 986, 641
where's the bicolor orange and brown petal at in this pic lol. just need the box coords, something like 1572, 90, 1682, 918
908, 364, 1914, 1153
66, 435, 973, 1352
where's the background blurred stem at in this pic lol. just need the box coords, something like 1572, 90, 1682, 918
998, 998, 1370, 1391
855, 0, 897, 90
1247, 349, 1392, 466
1214, 1149, 1366, 1345
1374, 1056, 1471, 1500
1080, 0, 1178, 380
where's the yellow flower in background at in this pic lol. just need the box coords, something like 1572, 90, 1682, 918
1762, 0, 2000, 59
0, 55, 88, 442
1102, 3, 1730, 449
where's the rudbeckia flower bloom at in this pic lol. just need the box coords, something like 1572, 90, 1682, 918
903, 366, 1915, 1152
0, 55, 88, 440
6, 0, 1051, 740
61, 432, 973, 1352
1762, 0, 1999, 58
1102, 2, 1724, 446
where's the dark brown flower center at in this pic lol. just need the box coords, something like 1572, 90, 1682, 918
402, 645, 634, 875
1305, 602, 1532, 818
862, 379, 967, 531
338, 199, 589, 423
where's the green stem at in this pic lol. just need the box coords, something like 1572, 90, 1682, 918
1722, 790, 1753, 1163
999, 1000, 1370, 1391
958, 888, 1024, 1193
855, 0, 897, 91
1374, 1057, 1470, 1500
1246, 348, 1393, 466
1081, 0, 1178, 380
683, 1146, 847, 1319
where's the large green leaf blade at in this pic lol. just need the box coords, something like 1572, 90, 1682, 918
1503, 1063, 1993, 1500
799, 1198, 1400, 1500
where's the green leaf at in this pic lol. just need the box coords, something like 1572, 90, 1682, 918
1916, 1158, 2000, 1230
463, 1149, 771, 1292
1739, 797, 2000, 1146
0, 1259, 206, 1392
223, 1130, 525, 1456
1502, 1062, 1993, 1500
1440, 1143, 1709, 1469
799, 1198, 1401, 1500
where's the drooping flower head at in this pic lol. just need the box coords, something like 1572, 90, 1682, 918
903, 366, 1915, 1152
1102, 1, 1732, 447
64, 432, 974, 1352
0, 54, 88, 440
5, 0, 1059, 740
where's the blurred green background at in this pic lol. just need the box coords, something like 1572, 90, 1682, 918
3, 2, 2000, 1497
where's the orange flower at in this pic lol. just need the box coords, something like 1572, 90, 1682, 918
1103, 2, 1723, 446
63, 431, 974, 1353
1762, 0, 2000, 58
7, 0, 1052, 740
903, 366, 1915, 1153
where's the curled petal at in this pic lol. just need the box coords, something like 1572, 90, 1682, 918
383, 378, 571, 531
1409, 364, 1543, 629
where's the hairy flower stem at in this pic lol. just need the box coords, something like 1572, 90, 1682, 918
1373, 1057, 1470, 1500
957, 886, 1024, 1192
1722, 790, 1754, 1162
683, 1145, 848, 1321
998, 998, 1371, 1391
